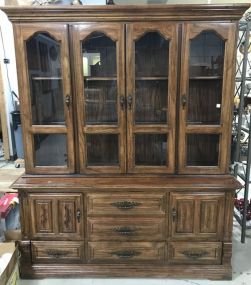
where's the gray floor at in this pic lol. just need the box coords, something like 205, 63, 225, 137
18, 220, 251, 285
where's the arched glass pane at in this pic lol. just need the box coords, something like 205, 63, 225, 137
188, 31, 225, 125
26, 33, 64, 125
135, 32, 169, 124
82, 32, 117, 125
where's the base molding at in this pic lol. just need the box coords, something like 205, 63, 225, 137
20, 263, 232, 280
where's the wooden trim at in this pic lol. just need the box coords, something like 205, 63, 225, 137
178, 22, 237, 174
71, 23, 126, 174
2, 4, 249, 23
126, 22, 178, 174
13, 23, 75, 174
0, 62, 10, 160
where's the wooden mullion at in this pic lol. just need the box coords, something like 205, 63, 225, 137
186, 125, 222, 134
30, 126, 67, 134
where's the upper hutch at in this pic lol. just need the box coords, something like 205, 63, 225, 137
2, 3, 249, 280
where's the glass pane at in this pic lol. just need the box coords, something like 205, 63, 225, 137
187, 79, 222, 124
186, 134, 219, 166
135, 134, 167, 166
135, 80, 168, 124
34, 134, 67, 166
82, 32, 117, 125
86, 134, 119, 166
188, 31, 225, 125
26, 33, 64, 125
135, 32, 169, 124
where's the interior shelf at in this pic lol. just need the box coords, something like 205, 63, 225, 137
32, 77, 62, 80
189, 76, 223, 80
84, 77, 117, 81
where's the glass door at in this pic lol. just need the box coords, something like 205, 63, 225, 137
71, 23, 126, 173
126, 23, 178, 173
179, 23, 237, 174
16, 24, 74, 174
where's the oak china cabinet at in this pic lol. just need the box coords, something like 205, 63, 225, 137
3, 3, 250, 280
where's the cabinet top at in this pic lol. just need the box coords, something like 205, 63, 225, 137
1, 4, 250, 23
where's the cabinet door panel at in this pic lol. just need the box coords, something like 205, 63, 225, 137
71, 23, 126, 174
179, 23, 237, 174
14, 24, 74, 174
126, 23, 178, 173
170, 192, 225, 240
29, 193, 83, 240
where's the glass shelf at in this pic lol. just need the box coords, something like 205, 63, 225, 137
84, 77, 117, 81
189, 76, 223, 80
135, 76, 168, 80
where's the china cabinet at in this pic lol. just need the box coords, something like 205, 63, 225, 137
2, 4, 250, 280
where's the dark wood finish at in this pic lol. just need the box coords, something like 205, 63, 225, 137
2, 5, 249, 22
4, 3, 249, 280
170, 192, 225, 240
126, 22, 178, 173
87, 193, 166, 215
179, 22, 237, 174
13, 23, 75, 174
71, 23, 126, 174
87, 242, 165, 264
168, 242, 222, 265
28, 193, 83, 240
31, 241, 84, 263
87, 217, 165, 241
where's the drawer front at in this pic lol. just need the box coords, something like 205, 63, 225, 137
31, 241, 84, 263
88, 242, 165, 264
88, 217, 165, 241
168, 242, 222, 265
87, 193, 166, 215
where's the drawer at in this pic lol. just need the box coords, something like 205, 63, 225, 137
31, 241, 84, 263
88, 242, 165, 264
87, 193, 165, 215
168, 242, 222, 265
87, 217, 165, 241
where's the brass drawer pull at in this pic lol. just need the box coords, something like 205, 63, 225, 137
113, 226, 137, 236
47, 250, 70, 259
111, 250, 140, 259
65, 94, 71, 108
120, 95, 125, 110
127, 95, 133, 110
111, 201, 141, 210
182, 250, 208, 260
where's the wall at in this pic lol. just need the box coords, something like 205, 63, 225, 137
0, 2, 19, 158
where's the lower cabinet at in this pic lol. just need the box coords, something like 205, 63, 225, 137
20, 187, 232, 279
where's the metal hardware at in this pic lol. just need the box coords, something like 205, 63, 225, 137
111, 201, 141, 210
181, 94, 187, 109
47, 250, 70, 259
76, 209, 81, 223
65, 94, 71, 108
171, 208, 177, 221
106, 0, 115, 4
120, 96, 125, 110
111, 250, 140, 259
182, 250, 208, 260
113, 226, 137, 236
127, 95, 133, 110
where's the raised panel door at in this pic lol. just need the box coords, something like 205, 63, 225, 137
178, 23, 237, 174
28, 193, 83, 240
170, 192, 225, 240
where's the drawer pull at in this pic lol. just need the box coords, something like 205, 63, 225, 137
111, 250, 140, 259
76, 209, 81, 223
182, 250, 208, 260
171, 208, 177, 221
111, 201, 141, 210
47, 250, 70, 259
113, 226, 137, 236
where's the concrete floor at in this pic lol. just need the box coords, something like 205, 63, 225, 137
1, 163, 251, 285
